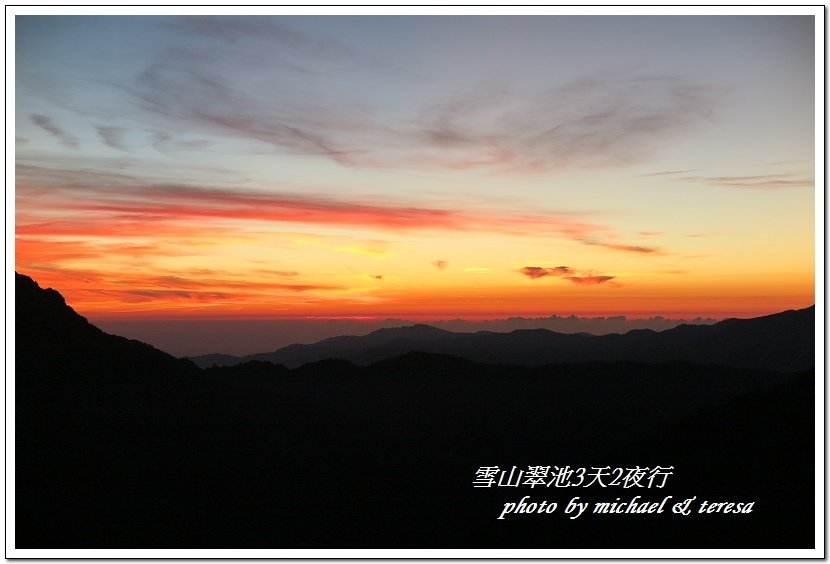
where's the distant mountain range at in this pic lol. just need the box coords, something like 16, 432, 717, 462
92, 313, 720, 358
190, 306, 815, 372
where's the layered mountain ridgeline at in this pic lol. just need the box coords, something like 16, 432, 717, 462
15, 273, 815, 548
189, 307, 814, 372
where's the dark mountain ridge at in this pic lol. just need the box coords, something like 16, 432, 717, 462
16, 272, 199, 383
14, 272, 816, 548
191, 306, 814, 372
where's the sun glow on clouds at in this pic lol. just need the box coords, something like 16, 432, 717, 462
13, 182, 633, 316
14, 16, 815, 320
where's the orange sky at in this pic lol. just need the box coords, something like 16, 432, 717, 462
15, 15, 816, 323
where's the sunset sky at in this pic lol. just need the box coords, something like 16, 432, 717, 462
15, 14, 816, 331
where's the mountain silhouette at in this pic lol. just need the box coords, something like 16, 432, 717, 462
14, 272, 815, 549
190, 307, 814, 372
16, 272, 199, 383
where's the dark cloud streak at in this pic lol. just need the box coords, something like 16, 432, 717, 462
519, 265, 617, 286
96, 126, 128, 151
31, 114, 79, 148
519, 266, 573, 279
566, 275, 616, 285
638, 169, 697, 177
681, 173, 813, 189
176, 16, 386, 71
579, 237, 659, 254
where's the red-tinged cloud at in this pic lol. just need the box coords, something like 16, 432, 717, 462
17, 165, 670, 259
433, 260, 448, 270
19, 182, 459, 231
17, 173, 613, 244
519, 266, 573, 279
118, 274, 341, 293
519, 265, 616, 286
16, 237, 203, 263
254, 269, 300, 277
16, 238, 99, 263
15, 262, 357, 317
124, 289, 229, 302
602, 243, 656, 254
566, 275, 615, 285
15, 218, 239, 239
18, 263, 341, 296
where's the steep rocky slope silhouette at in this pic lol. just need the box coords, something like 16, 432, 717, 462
16, 272, 198, 382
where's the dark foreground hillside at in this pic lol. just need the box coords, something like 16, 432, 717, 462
15, 273, 815, 548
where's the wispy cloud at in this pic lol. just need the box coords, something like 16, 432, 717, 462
96, 126, 128, 151
254, 269, 300, 278
519, 265, 616, 286
176, 16, 389, 71
637, 169, 697, 177
31, 114, 79, 148
16, 157, 247, 190
121, 28, 718, 174
123, 288, 228, 302
16, 164, 618, 245
566, 275, 616, 285
126, 274, 340, 293
578, 237, 659, 254
432, 260, 448, 270
332, 242, 390, 257
17, 161, 671, 260
16, 237, 197, 264
681, 173, 813, 190
131, 57, 369, 165
17, 262, 346, 309
412, 74, 716, 172
519, 266, 573, 279
119, 20, 396, 165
